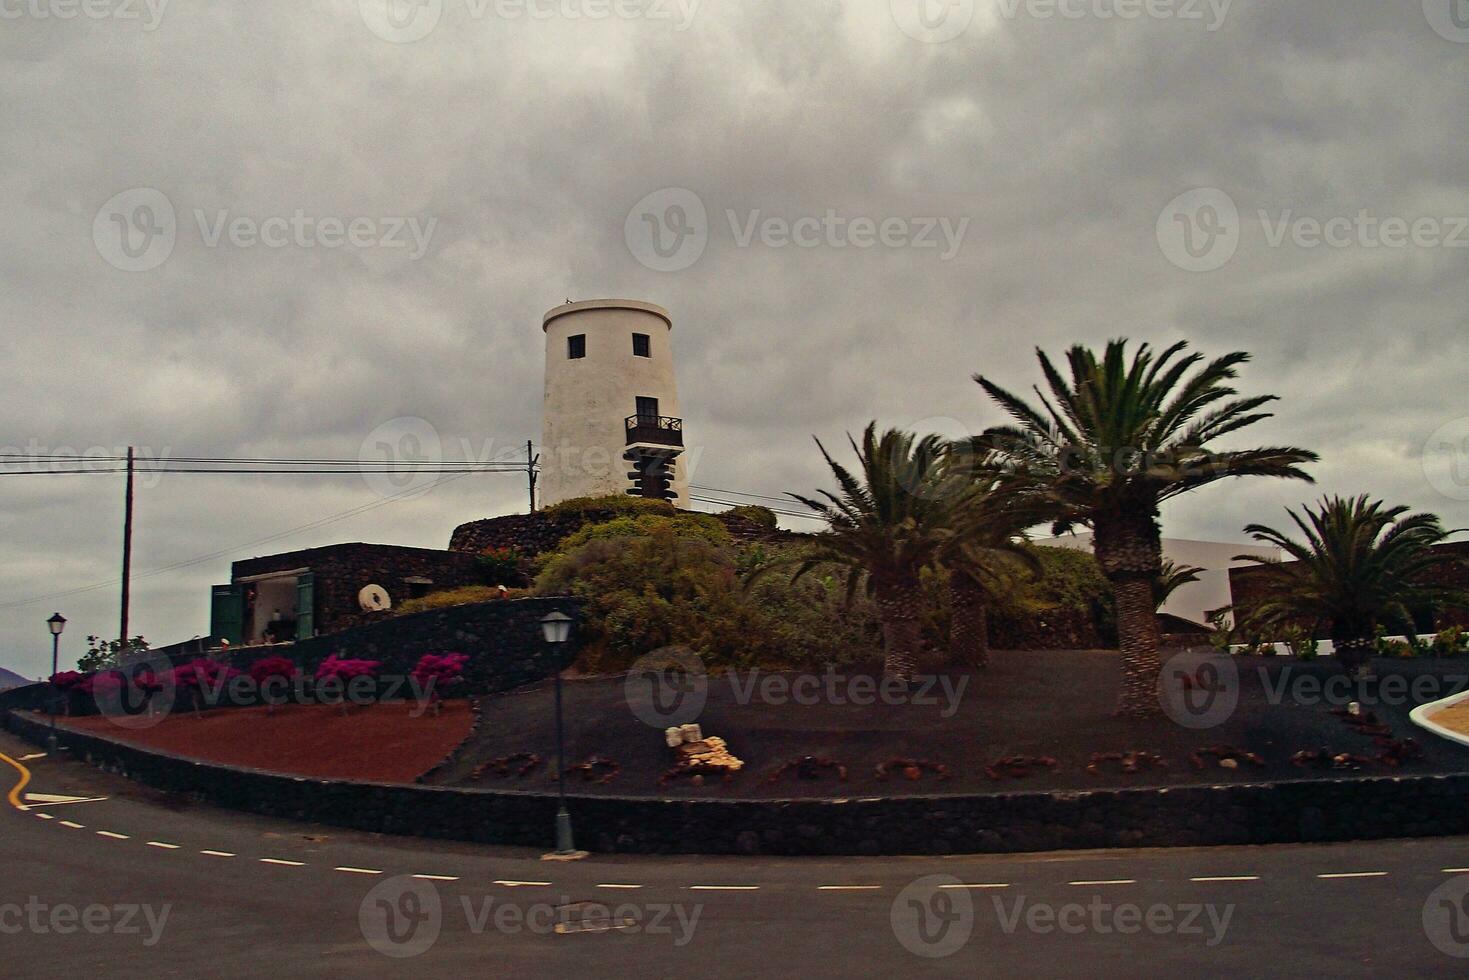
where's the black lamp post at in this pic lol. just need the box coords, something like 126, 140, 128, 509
46, 613, 66, 753
539, 610, 582, 858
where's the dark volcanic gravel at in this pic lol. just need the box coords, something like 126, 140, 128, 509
427, 649, 1469, 798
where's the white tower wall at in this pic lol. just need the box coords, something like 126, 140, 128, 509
540, 299, 687, 507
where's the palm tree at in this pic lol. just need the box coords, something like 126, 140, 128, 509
1235, 495, 1464, 676
1154, 559, 1205, 611
976, 340, 1317, 717
786, 424, 959, 680
940, 447, 1046, 667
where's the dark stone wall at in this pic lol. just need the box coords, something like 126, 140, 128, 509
233, 543, 483, 636
220, 597, 583, 696
10, 706, 1469, 856
449, 510, 809, 558
449, 512, 599, 558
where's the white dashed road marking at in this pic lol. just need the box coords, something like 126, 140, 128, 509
817, 885, 882, 891
1317, 872, 1387, 879
147, 841, 180, 849
1443, 868, 1469, 874
33, 813, 53, 820
260, 859, 305, 867
941, 883, 1010, 889
412, 874, 459, 881
596, 883, 643, 889
495, 880, 551, 887
58, 820, 84, 829
1190, 876, 1259, 882
689, 885, 760, 891
96, 831, 129, 840
1069, 879, 1136, 886
335, 867, 382, 875
200, 850, 235, 858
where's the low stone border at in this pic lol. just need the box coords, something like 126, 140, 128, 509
8, 708, 1469, 856
1411, 688, 1469, 749
416, 697, 487, 784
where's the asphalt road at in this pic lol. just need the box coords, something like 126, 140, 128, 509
4, 731, 1469, 978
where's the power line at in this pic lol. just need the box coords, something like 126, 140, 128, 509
0, 470, 484, 610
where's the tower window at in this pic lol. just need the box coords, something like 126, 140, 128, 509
632, 333, 651, 358
567, 334, 586, 359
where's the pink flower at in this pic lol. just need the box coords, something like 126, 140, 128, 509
249, 656, 298, 684
314, 654, 381, 682
49, 670, 85, 690
166, 657, 241, 691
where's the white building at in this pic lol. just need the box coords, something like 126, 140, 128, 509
1038, 533, 1279, 627
539, 299, 687, 508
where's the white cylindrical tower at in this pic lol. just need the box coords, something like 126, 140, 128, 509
540, 299, 687, 508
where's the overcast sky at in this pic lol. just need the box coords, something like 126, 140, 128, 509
2, 0, 1466, 677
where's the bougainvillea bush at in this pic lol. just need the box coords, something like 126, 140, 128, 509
166, 658, 243, 714
409, 653, 469, 713
249, 656, 299, 713
313, 655, 381, 713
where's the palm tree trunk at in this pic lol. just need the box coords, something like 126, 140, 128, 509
1111, 574, 1162, 717
1095, 512, 1165, 718
1333, 635, 1374, 677
948, 575, 990, 667
874, 581, 922, 681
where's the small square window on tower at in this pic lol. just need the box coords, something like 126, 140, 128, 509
567, 334, 586, 359
632, 333, 651, 357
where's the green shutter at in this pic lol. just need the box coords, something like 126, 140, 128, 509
210, 584, 245, 645
295, 572, 315, 640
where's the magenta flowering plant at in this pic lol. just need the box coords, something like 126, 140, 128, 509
165, 658, 242, 715
249, 656, 298, 683
249, 656, 298, 713
49, 670, 85, 690
410, 653, 470, 710
313, 654, 381, 682
313, 654, 381, 713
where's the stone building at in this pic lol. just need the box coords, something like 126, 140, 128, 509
209, 543, 480, 645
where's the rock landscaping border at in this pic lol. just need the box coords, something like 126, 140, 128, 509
7, 707, 1469, 856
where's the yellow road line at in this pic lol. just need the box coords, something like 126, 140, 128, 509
0, 750, 33, 811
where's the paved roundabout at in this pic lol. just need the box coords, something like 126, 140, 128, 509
5, 731, 1469, 978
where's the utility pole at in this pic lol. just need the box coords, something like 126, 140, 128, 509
119, 445, 134, 654
526, 439, 539, 513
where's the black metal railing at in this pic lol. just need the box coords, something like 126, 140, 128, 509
624, 414, 684, 447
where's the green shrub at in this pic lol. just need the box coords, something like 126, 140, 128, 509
396, 585, 521, 617
556, 513, 731, 552
541, 494, 674, 518
725, 504, 778, 529
534, 528, 880, 673
475, 545, 526, 586
1432, 626, 1468, 656
1280, 625, 1319, 660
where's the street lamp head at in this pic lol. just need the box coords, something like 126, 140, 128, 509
47, 613, 66, 637
540, 610, 573, 645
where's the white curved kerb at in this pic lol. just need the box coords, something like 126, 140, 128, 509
1409, 688, 1469, 749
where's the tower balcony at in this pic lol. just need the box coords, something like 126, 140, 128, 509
625, 414, 684, 449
